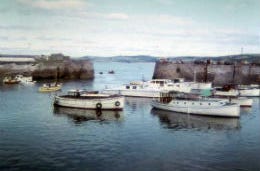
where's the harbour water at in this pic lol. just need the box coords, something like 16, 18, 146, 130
0, 62, 260, 171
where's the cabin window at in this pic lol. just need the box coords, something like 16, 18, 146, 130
200, 103, 203, 105
176, 102, 179, 104
192, 103, 194, 105
184, 102, 186, 104
133, 86, 137, 89
126, 86, 130, 89
208, 103, 211, 105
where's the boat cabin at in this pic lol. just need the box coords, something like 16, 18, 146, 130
158, 91, 200, 103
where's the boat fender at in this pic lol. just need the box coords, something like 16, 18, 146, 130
115, 101, 120, 106
96, 103, 102, 109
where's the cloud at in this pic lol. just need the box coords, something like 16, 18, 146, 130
17, 0, 86, 10
104, 13, 129, 20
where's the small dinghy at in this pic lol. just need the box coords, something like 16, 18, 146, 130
15, 75, 36, 85
3, 76, 20, 84
151, 91, 240, 118
39, 83, 62, 92
54, 90, 124, 110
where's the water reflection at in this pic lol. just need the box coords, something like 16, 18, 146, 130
151, 108, 240, 130
125, 97, 152, 110
53, 106, 123, 123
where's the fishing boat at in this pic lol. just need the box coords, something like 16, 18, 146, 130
54, 90, 124, 110
15, 75, 36, 85
151, 91, 240, 117
3, 76, 20, 84
102, 78, 212, 98
108, 70, 115, 74
38, 83, 62, 92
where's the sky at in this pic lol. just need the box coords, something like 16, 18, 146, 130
0, 0, 260, 57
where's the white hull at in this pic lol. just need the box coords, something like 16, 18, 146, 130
239, 88, 260, 97
214, 90, 239, 97
54, 95, 124, 110
210, 97, 253, 107
102, 89, 161, 97
151, 100, 240, 117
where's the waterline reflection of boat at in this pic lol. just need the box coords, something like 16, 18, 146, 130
53, 106, 123, 123
151, 108, 240, 130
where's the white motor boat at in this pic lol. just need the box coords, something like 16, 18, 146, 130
15, 75, 36, 85
151, 91, 240, 117
54, 90, 124, 110
102, 78, 212, 98
209, 96, 253, 107
214, 88, 239, 97
239, 88, 260, 97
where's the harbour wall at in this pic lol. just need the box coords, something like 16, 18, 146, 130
153, 61, 260, 85
0, 58, 94, 80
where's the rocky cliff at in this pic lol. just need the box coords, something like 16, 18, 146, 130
153, 61, 260, 86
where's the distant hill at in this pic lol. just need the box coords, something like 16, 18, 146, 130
80, 55, 158, 62
81, 54, 260, 63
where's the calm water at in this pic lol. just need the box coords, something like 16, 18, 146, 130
0, 62, 260, 171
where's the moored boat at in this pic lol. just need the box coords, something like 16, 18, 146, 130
39, 83, 62, 92
151, 91, 240, 117
239, 88, 260, 97
3, 76, 20, 84
54, 90, 124, 110
15, 75, 36, 85
102, 78, 212, 98
209, 96, 253, 107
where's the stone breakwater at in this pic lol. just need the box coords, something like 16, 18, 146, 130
153, 61, 260, 86
0, 59, 94, 80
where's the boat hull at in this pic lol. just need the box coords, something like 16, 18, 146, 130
151, 100, 240, 117
54, 95, 124, 110
39, 85, 62, 92
210, 97, 253, 107
239, 88, 260, 97
102, 89, 161, 98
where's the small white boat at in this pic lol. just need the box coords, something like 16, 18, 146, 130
15, 75, 36, 85
214, 89, 239, 97
239, 88, 260, 97
54, 90, 124, 110
210, 96, 253, 107
151, 91, 240, 117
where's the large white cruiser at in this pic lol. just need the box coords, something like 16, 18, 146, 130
54, 90, 124, 110
151, 91, 240, 117
102, 78, 212, 98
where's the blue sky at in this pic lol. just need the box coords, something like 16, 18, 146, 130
0, 0, 260, 57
